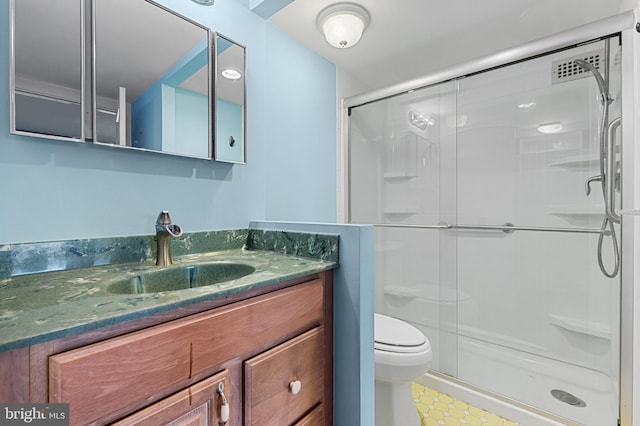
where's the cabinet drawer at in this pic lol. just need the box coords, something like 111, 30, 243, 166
244, 327, 324, 426
49, 322, 192, 425
112, 370, 229, 426
189, 279, 323, 376
293, 404, 324, 426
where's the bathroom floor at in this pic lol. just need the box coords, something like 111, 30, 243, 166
412, 383, 519, 426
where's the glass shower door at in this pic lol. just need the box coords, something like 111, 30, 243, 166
348, 35, 622, 426
453, 37, 621, 425
349, 81, 458, 374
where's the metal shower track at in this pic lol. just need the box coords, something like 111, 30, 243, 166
344, 12, 634, 110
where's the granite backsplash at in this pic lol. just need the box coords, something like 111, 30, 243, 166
0, 229, 339, 279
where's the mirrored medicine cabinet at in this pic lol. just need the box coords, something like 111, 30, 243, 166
10, 0, 246, 164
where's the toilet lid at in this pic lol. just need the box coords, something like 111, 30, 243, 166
374, 314, 428, 349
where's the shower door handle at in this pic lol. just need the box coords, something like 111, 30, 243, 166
606, 117, 622, 223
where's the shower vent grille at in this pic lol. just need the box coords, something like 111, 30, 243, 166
551, 49, 605, 84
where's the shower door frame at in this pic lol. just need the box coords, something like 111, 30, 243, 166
343, 10, 640, 426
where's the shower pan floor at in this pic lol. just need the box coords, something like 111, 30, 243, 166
412, 382, 519, 426
457, 337, 617, 425
440, 335, 619, 426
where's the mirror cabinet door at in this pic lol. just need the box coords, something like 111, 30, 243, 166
11, 1, 247, 164
94, 0, 212, 158
11, 0, 84, 141
215, 34, 246, 164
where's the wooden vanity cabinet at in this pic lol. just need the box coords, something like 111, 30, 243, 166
1, 270, 333, 426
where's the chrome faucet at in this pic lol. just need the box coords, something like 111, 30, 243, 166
155, 210, 183, 266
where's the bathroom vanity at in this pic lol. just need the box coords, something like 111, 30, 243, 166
0, 229, 337, 425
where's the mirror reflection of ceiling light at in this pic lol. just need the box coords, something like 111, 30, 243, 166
537, 122, 564, 134
409, 111, 434, 130
221, 69, 242, 81
316, 3, 370, 49
518, 102, 536, 109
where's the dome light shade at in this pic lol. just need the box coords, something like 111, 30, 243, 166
317, 3, 370, 49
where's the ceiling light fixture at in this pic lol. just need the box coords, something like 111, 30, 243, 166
316, 3, 370, 49
537, 122, 563, 134
221, 69, 242, 81
191, 0, 214, 5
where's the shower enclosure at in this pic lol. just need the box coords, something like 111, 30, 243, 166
347, 18, 636, 425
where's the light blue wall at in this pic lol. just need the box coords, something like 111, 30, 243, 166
264, 25, 337, 221
174, 88, 209, 158
131, 82, 163, 151
250, 221, 375, 426
131, 37, 209, 156
216, 99, 244, 162
0, 0, 336, 244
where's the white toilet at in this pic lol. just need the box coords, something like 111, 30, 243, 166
374, 313, 432, 426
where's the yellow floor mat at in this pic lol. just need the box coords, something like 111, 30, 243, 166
412, 383, 519, 426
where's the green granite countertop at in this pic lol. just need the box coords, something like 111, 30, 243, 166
0, 230, 339, 353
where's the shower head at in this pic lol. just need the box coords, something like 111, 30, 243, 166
574, 59, 612, 104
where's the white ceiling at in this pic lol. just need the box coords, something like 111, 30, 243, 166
270, 0, 630, 91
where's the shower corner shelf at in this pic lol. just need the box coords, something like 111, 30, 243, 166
548, 205, 605, 226
383, 207, 419, 216
383, 172, 417, 180
549, 158, 600, 170
383, 285, 422, 298
548, 313, 610, 340
548, 205, 604, 216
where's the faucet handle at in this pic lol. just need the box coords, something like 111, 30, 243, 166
156, 210, 172, 225
166, 224, 183, 237
156, 211, 183, 237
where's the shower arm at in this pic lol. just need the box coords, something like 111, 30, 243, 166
574, 59, 613, 104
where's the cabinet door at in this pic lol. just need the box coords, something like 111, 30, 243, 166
112, 369, 230, 426
244, 327, 324, 425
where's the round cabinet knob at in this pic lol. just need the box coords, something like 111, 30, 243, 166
289, 380, 302, 395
